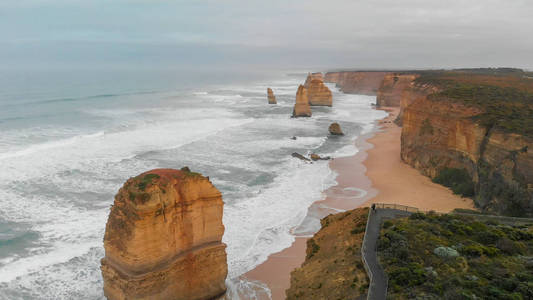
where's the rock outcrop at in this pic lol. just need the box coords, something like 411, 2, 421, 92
310, 153, 331, 161
328, 122, 344, 135
267, 88, 277, 104
101, 168, 227, 300
324, 71, 388, 95
292, 152, 311, 162
376, 73, 418, 107
287, 208, 369, 299
292, 85, 312, 117
307, 79, 332, 106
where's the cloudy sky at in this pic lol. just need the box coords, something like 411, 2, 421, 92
1, 0, 532, 71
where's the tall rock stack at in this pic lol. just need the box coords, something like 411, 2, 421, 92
267, 88, 277, 104
101, 168, 227, 300
307, 78, 333, 106
292, 85, 312, 117
304, 72, 324, 88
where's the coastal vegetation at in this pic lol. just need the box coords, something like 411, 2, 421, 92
414, 68, 533, 137
378, 212, 533, 299
432, 168, 475, 197
287, 208, 369, 299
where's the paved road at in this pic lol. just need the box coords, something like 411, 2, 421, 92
362, 208, 413, 300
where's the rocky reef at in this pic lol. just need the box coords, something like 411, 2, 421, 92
101, 168, 227, 300
324, 71, 388, 95
292, 85, 312, 117
267, 88, 277, 104
286, 208, 369, 299
398, 69, 533, 216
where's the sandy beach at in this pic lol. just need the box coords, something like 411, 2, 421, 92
245, 106, 475, 300
361, 107, 475, 211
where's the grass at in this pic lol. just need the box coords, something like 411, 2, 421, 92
378, 212, 533, 299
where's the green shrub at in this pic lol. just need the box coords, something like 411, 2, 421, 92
383, 220, 393, 229
461, 244, 485, 256
137, 174, 160, 191
351, 226, 365, 234
307, 239, 320, 259
378, 212, 533, 299
433, 168, 475, 197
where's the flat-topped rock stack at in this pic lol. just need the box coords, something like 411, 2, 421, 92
101, 168, 227, 300
304, 73, 332, 106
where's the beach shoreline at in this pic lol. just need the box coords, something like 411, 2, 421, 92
244, 106, 475, 300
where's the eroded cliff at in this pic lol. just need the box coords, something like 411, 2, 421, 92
400, 69, 533, 216
324, 71, 388, 95
376, 73, 418, 107
101, 168, 227, 300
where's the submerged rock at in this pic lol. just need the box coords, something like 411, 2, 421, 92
267, 88, 277, 104
292, 85, 312, 118
328, 123, 344, 135
310, 154, 331, 161
101, 168, 227, 300
292, 152, 311, 162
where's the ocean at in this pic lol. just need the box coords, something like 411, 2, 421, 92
0, 68, 386, 299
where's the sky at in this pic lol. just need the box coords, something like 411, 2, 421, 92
1, 0, 532, 71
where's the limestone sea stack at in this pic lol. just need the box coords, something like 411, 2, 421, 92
267, 88, 277, 104
304, 73, 332, 106
328, 122, 344, 135
101, 168, 227, 300
292, 85, 312, 117
304, 72, 324, 88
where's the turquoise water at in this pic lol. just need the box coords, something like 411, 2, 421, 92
0, 68, 385, 299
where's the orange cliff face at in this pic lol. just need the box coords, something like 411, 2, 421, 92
401, 94, 486, 178
400, 87, 533, 215
267, 88, 277, 104
292, 85, 312, 117
324, 71, 388, 95
100, 168, 227, 300
376, 73, 419, 107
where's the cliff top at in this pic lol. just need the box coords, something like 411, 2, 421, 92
115, 167, 216, 211
412, 69, 533, 137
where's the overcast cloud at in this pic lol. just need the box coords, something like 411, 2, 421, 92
1, 0, 532, 70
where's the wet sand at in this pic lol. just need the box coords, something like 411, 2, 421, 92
245, 106, 474, 300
